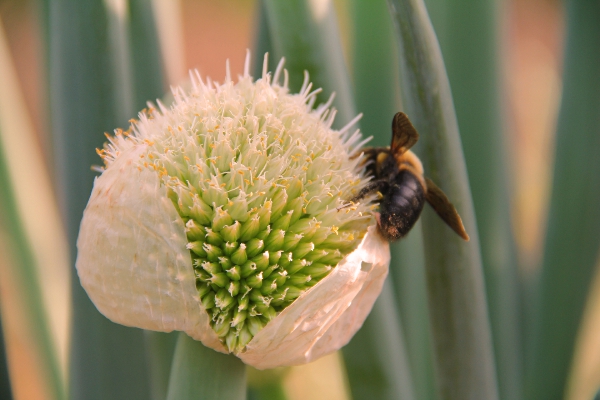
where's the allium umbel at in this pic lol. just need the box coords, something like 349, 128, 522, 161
76, 55, 390, 369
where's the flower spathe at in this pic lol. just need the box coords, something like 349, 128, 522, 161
76, 54, 390, 369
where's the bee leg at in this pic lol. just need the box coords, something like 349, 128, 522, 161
349, 179, 389, 203
337, 180, 388, 211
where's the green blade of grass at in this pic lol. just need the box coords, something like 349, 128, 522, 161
262, 0, 355, 126
349, 0, 399, 148
247, 367, 289, 400
128, 0, 165, 109
144, 331, 178, 400
349, 0, 433, 398
166, 333, 246, 400
45, 1, 167, 398
423, 0, 523, 398
391, 225, 437, 400
0, 314, 11, 400
387, 0, 499, 398
342, 281, 416, 400
0, 19, 65, 400
0, 117, 64, 400
247, 382, 287, 400
251, 0, 276, 79
526, 2, 600, 399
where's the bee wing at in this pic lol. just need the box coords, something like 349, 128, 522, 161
391, 112, 419, 154
424, 177, 470, 241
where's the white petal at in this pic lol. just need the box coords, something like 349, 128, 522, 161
76, 144, 226, 353
239, 225, 390, 369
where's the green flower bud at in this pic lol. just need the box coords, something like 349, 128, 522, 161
208, 272, 229, 288
203, 243, 223, 262
257, 201, 272, 230
215, 288, 235, 310
237, 294, 249, 311
201, 261, 221, 275
214, 314, 231, 338
301, 263, 332, 279
189, 195, 213, 225
201, 293, 216, 311
225, 265, 241, 281
271, 210, 293, 231
185, 219, 205, 241
240, 260, 257, 279
224, 241, 238, 256
260, 276, 279, 295
247, 316, 264, 336
240, 215, 260, 242
230, 243, 248, 265
292, 242, 315, 259
231, 309, 247, 328
287, 259, 308, 275
212, 207, 233, 232
218, 256, 233, 270
221, 221, 241, 242
226, 195, 249, 222
228, 281, 240, 297
196, 282, 211, 298
282, 233, 303, 251
270, 190, 288, 216
269, 250, 283, 265
255, 225, 271, 241
247, 272, 264, 289
245, 238, 264, 258
187, 241, 207, 258
265, 229, 285, 251
238, 326, 253, 349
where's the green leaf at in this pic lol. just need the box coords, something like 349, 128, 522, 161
387, 0, 499, 398
128, 0, 165, 110
391, 225, 437, 400
262, 0, 355, 126
423, 0, 523, 398
247, 367, 288, 400
166, 333, 247, 400
0, 304, 13, 400
0, 109, 64, 400
0, 19, 65, 400
144, 331, 178, 400
45, 1, 164, 398
526, 1, 600, 399
349, 0, 399, 148
342, 281, 416, 400
348, 0, 430, 398
251, 1, 276, 79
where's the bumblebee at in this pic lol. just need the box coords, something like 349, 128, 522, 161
351, 112, 469, 242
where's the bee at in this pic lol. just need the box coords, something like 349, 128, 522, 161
350, 112, 470, 242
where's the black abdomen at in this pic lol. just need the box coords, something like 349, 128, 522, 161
378, 170, 425, 241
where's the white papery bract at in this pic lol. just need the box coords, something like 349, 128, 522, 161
76, 54, 390, 369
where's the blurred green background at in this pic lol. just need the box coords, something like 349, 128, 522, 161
1, 0, 599, 399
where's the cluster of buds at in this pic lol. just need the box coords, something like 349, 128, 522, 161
76, 54, 390, 369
